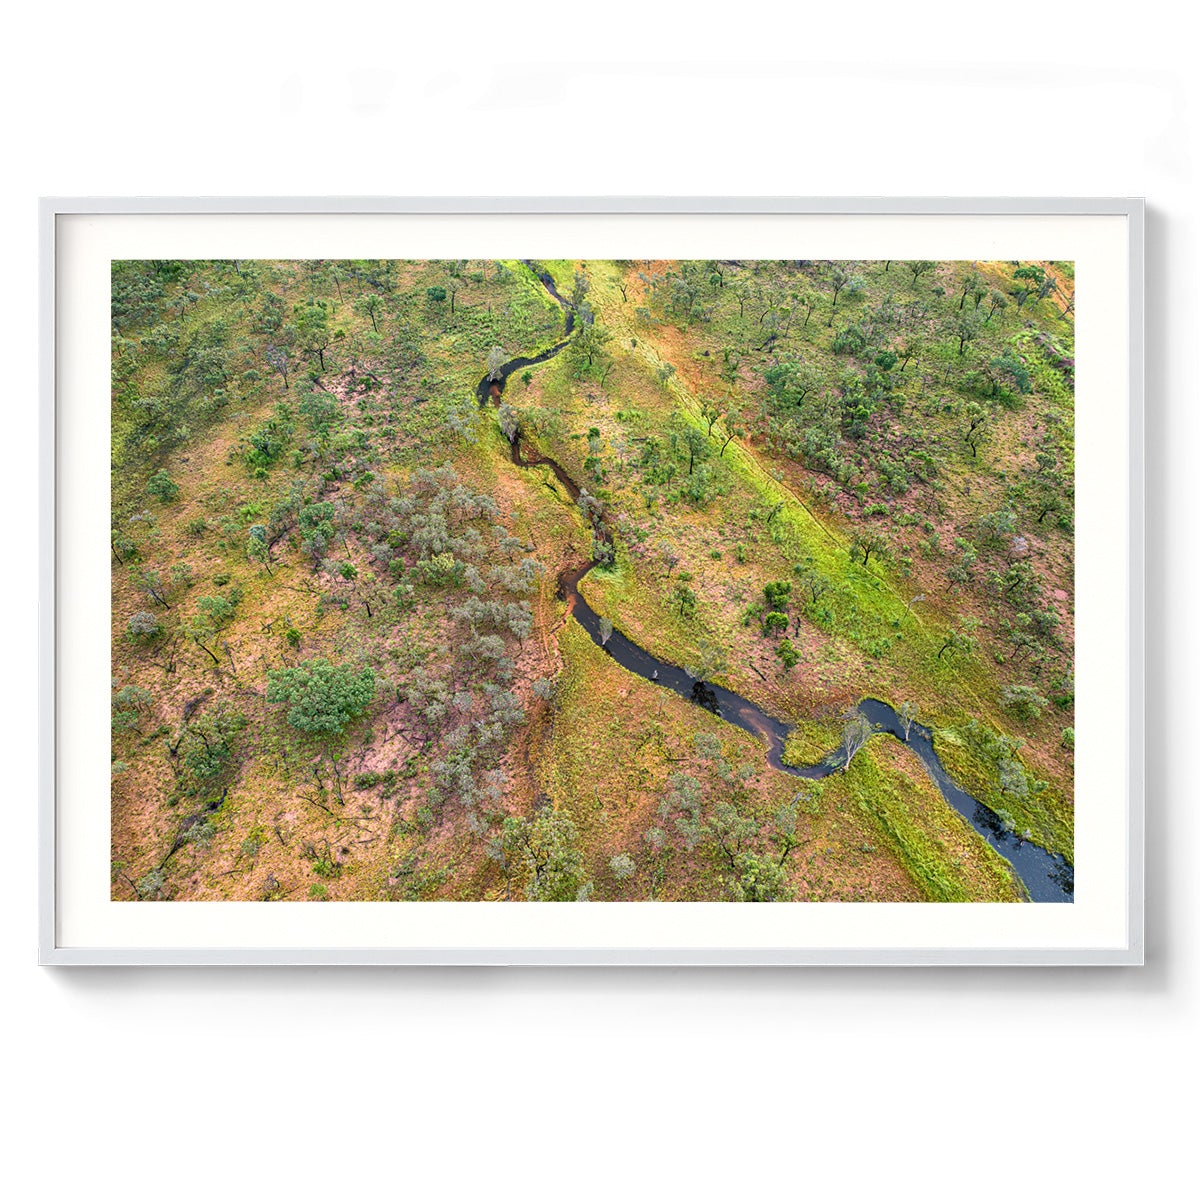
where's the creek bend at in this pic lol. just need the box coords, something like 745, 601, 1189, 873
475, 263, 1074, 903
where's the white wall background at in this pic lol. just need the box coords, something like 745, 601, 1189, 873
3, 3, 1193, 1194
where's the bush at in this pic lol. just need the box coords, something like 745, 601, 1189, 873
763, 580, 792, 611
1000, 684, 1049, 722
418, 552, 462, 588
776, 639, 801, 670
763, 611, 788, 637
609, 853, 636, 881
146, 470, 180, 503
127, 610, 160, 639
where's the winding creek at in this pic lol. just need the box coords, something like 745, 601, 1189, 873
476, 263, 1074, 903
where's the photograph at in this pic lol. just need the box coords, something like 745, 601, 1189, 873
109, 253, 1077, 905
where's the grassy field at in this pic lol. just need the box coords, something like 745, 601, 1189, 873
110, 255, 1074, 902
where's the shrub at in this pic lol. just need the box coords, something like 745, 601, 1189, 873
146, 470, 180, 503
127, 610, 160, 639
763, 580, 792, 611
418, 552, 462, 588
1000, 684, 1049, 722
763, 611, 788, 637
776, 639, 801, 671
609, 853, 636, 881
112, 684, 152, 731
831, 324, 868, 355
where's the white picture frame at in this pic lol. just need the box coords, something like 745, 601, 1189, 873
39, 197, 1144, 965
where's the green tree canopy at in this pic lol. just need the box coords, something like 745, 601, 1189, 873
266, 658, 376, 735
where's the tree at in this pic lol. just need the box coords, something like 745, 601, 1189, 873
958, 272, 982, 310
994, 560, 1039, 605
1030, 471, 1066, 525
761, 579, 790, 613
574, 317, 611, 367
569, 269, 590, 310
896, 335, 922, 372
497, 402, 520, 443
681, 425, 709, 475
687, 640, 728, 683
176, 703, 247, 792
794, 565, 831, 605
247, 523, 272, 574
354, 292, 384, 333
264, 342, 291, 389
727, 851, 791, 902
146, 470, 180, 503
671, 580, 697, 618
986, 351, 1032, 399
908, 260, 936, 286
849, 528, 887, 567
937, 616, 980, 661
501, 810, 590, 902
717, 405, 745, 457
112, 684, 153, 732
130, 566, 172, 610
962, 401, 991, 457
841, 711, 872, 772
700, 396, 726, 437
985, 289, 1008, 323
709, 800, 758, 873
294, 299, 332, 372
897, 700, 918, 742
763, 359, 822, 408
826, 265, 850, 326
184, 588, 241, 667
771, 795, 808, 864
954, 308, 984, 356
266, 658, 376, 735
485, 345, 506, 381
1000, 684, 1049, 721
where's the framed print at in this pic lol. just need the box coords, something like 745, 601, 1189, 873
39, 197, 1144, 965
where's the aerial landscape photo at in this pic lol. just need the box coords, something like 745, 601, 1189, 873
110, 255, 1076, 903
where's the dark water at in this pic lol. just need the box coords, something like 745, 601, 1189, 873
476, 261, 1075, 904
562, 572, 1073, 903
473, 261, 576, 405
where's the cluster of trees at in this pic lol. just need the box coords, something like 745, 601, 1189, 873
635, 257, 1074, 724
629, 731, 818, 901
